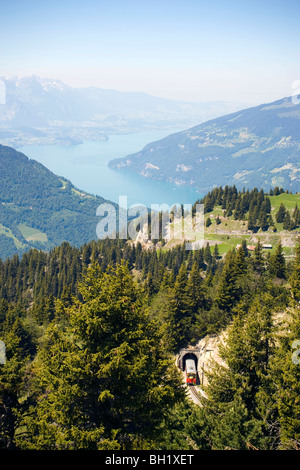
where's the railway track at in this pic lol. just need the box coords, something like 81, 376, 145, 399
188, 385, 202, 404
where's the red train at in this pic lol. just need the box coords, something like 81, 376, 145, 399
185, 358, 197, 385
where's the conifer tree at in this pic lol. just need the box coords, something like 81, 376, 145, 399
276, 203, 286, 223
18, 262, 184, 450
185, 262, 207, 343
283, 210, 292, 230
271, 305, 300, 449
290, 244, 300, 301
258, 210, 269, 231
253, 240, 265, 274
213, 243, 219, 260
248, 211, 257, 232
194, 247, 205, 270
241, 239, 248, 257
206, 217, 212, 228
202, 294, 275, 449
293, 204, 300, 227
0, 303, 34, 449
204, 243, 212, 264
214, 251, 239, 312
264, 197, 271, 215
269, 242, 286, 279
233, 196, 243, 220
167, 264, 191, 351
235, 246, 247, 277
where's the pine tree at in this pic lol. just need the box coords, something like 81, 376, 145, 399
18, 262, 185, 450
241, 239, 248, 257
253, 240, 265, 274
185, 262, 207, 343
259, 211, 269, 231
194, 247, 205, 271
271, 305, 300, 449
257, 199, 270, 231
204, 195, 214, 213
234, 196, 243, 220
0, 303, 34, 449
206, 217, 212, 228
214, 251, 240, 312
293, 204, 300, 227
283, 211, 292, 230
264, 197, 271, 215
204, 243, 212, 265
202, 294, 275, 449
167, 264, 191, 351
213, 243, 219, 260
235, 246, 247, 277
276, 203, 286, 223
290, 244, 300, 301
248, 211, 257, 232
269, 242, 286, 279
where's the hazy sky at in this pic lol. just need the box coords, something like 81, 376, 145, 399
1, 0, 300, 105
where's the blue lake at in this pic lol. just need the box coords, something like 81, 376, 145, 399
18, 131, 202, 208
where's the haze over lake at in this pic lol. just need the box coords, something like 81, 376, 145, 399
18, 131, 202, 208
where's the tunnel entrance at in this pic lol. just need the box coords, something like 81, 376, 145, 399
182, 352, 198, 373
177, 348, 201, 385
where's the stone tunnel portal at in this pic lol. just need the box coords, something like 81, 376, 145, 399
178, 348, 200, 370
177, 348, 201, 386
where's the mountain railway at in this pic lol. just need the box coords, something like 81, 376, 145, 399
188, 384, 202, 404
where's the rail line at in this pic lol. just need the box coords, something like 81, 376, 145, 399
188, 384, 202, 404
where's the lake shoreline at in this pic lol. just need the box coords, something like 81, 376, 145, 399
18, 131, 202, 208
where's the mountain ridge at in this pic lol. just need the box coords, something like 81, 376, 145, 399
109, 95, 300, 193
0, 76, 243, 146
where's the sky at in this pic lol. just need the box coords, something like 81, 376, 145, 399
0, 0, 300, 105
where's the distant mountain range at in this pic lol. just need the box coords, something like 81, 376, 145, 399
0, 144, 115, 259
109, 95, 300, 193
0, 76, 242, 146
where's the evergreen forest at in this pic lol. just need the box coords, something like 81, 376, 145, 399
0, 186, 300, 450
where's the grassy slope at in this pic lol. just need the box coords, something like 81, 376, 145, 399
164, 192, 300, 257
18, 223, 48, 243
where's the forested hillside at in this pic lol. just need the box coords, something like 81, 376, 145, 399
0, 144, 115, 260
0, 224, 299, 449
198, 185, 300, 228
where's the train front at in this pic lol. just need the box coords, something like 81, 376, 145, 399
185, 358, 197, 385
